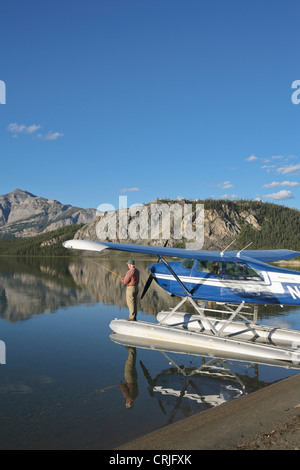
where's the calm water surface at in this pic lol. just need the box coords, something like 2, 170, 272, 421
0, 256, 299, 449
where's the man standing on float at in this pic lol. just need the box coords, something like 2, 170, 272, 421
121, 260, 140, 321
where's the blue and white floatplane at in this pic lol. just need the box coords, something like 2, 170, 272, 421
63, 239, 300, 368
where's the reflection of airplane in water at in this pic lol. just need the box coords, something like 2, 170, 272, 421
111, 334, 280, 425
139, 356, 246, 424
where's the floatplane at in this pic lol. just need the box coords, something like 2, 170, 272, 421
63, 239, 300, 368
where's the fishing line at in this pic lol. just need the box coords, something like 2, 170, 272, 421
86, 258, 123, 279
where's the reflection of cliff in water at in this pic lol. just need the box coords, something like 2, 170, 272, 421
0, 257, 96, 322
0, 256, 178, 323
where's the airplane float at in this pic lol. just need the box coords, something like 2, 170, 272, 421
63, 239, 300, 369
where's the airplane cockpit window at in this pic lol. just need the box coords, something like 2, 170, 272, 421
209, 261, 222, 275
196, 261, 261, 279
197, 260, 222, 275
225, 263, 244, 278
196, 260, 210, 272
180, 258, 195, 269
225, 263, 261, 279
245, 266, 261, 278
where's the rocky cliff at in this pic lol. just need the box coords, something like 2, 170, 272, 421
0, 189, 97, 239
73, 199, 262, 251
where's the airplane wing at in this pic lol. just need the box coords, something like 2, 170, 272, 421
62, 239, 300, 263
234, 249, 300, 262
63, 239, 227, 260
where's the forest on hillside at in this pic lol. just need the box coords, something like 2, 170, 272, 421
0, 225, 83, 256
159, 198, 300, 252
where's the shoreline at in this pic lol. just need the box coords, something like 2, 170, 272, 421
115, 373, 300, 450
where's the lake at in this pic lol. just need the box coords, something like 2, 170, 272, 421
0, 256, 299, 449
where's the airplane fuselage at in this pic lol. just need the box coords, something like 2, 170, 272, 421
148, 258, 300, 305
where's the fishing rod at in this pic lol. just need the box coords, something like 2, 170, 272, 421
87, 258, 123, 279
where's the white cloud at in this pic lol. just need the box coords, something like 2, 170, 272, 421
261, 164, 275, 170
7, 122, 63, 141
271, 155, 284, 160
264, 190, 295, 201
44, 131, 64, 141
246, 154, 258, 162
277, 163, 300, 174
119, 187, 140, 193
219, 194, 238, 199
263, 181, 299, 188
26, 124, 42, 134
219, 181, 234, 189
7, 122, 41, 134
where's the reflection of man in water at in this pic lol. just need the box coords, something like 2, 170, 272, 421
121, 260, 140, 321
119, 347, 138, 408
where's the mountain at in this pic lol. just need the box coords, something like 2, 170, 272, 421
73, 198, 300, 252
1, 191, 299, 253
0, 189, 97, 239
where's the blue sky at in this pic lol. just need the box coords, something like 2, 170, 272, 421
1, 0, 300, 210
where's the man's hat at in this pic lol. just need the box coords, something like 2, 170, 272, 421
127, 259, 135, 266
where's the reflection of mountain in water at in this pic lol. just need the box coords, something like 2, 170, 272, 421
0, 258, 96, 322
0, 272, 95, 322
0, 257, 178, 322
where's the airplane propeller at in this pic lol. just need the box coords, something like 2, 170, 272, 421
141, 273, 154, 299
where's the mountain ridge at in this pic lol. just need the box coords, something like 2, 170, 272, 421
0, 189, 97, 239
1, 190, 300, 253
73, 198, 300, 252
